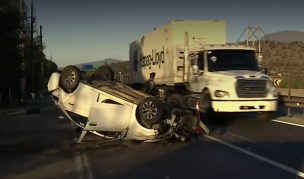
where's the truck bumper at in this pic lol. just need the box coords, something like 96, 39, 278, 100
211, 99, 278, 112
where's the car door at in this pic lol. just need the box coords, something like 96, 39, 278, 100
83, 93, 134, 132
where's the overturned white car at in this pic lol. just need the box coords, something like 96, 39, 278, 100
48, 65, 203, 143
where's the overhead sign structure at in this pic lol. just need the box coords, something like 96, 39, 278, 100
273, 79, 281, 87
81, 64, 94, 71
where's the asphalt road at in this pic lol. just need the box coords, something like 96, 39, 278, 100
1, 105, 304, 179
0, 106, 78, 179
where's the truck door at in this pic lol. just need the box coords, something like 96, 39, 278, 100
193, 52, 207, 92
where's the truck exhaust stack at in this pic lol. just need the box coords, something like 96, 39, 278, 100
183, 31, 189, 83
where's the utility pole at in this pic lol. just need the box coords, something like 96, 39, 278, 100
30, 2, 34, 92
19, 0, 26, 101
40, 25, 43, 49
40, 25, 44, 87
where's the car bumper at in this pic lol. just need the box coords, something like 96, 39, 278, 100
211, 99, 278, 112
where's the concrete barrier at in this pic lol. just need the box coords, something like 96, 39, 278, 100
277, 88, 304, 97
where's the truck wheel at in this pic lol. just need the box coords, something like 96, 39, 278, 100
201, 91, 216, 122
167, 94, 187, 109
94, 66, 114, 81
138, 97, 164, 128
60, 65, 82, 93
256, 112, 274, 121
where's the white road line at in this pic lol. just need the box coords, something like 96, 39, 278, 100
83, 150, 93, 179
75, 152, 85, 179
203, 135, 304, 178
70, 124, 93, 179
272, 119, 304, 128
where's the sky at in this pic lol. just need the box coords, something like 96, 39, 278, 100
24, 0, 304, 67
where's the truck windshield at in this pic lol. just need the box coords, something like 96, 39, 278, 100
207, 50, 258, 72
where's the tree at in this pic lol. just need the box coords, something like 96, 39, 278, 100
0, 0, 57, 107
0, 0, 23, 107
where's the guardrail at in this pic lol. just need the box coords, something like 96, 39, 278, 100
277, 88, 304, 106
277, 88, 304, 117
277, 88, 304, 97
279, 95, 304, 107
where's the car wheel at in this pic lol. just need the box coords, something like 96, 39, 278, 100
60, 65, 82, 93
138, 97, 164, 128
94, 66, 114, 81
201, 90, 217, 122
166, 93, 187, 109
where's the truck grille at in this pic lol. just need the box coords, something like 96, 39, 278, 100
235, 79, 267, 98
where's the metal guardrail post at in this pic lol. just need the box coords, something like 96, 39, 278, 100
287, 65, 291, 117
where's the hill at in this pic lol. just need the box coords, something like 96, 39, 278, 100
74, 58, 124, 68
109, 39, 304, 77
106, 61, 129, 74
235, 39, 304, 89
80, 30, 304, 87
261, 30, 304, 42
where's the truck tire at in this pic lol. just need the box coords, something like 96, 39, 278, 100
138, 97, 164, 128
256, 112, 274, 121
201, 91, 217, 122
60, 65, 82, 93
167, 94, 187, 109
94, 66, 114, 81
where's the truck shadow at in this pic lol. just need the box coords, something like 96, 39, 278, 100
203, 102, 303, 130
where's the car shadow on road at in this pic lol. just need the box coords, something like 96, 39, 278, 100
202, 102, 304, 136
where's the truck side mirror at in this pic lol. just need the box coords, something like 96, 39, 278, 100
190, 54, 198, 65
192, 65, 203, 75
191, 58, 196, 65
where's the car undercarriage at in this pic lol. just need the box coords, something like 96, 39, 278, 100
48, 66, 207, 144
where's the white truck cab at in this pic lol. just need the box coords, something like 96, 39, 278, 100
185, 44, 278, 117
128, 19, 278, 121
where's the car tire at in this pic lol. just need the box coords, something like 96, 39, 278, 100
94, 66, 114, 81
138, 97, 164, 128
201, 90, 217, 122
60, 65, 82, 93
257, 111, 274, 121
166, 93, 187, 109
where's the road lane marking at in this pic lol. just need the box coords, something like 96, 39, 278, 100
272, 119, 304, 128
70, 124, 93, 179
75, 152, 85, 179
203, 135, 304, 178
83, 151, 93, 179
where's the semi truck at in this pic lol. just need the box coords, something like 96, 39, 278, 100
127, 19, 278, 121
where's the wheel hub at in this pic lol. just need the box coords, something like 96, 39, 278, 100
63, 70, 76, 85
142, 101, 157, 119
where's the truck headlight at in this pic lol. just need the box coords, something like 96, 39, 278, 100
214, 90, 229, 98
